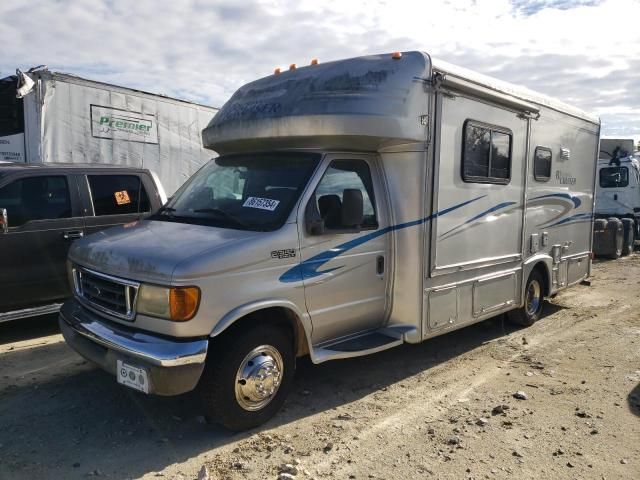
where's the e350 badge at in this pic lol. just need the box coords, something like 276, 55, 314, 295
271, 249, 296, 259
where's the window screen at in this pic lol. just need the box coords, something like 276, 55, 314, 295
0, 176, 71, 227
88, 175, 150, 216
462, 121, 512, 184
534, 147, 552, 181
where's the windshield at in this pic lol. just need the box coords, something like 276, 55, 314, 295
152, 152, 320, 231
599, 166, 629, 188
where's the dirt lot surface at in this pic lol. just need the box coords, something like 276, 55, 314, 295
1, 257, 639, 480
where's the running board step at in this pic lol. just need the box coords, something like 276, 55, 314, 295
311, 325, 416, 364
0, 303, 63, 323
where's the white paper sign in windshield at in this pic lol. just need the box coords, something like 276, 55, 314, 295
243, 197, 280, 211
91, 105, 158, 144
0, 133, 25, 162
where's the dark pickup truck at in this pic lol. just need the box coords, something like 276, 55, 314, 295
0, 163, 166, 322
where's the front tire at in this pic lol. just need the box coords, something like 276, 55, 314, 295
508, 270, 545, 327
199, 324, 295, 431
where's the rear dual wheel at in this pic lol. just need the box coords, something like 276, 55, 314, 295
507, 270, 545, 327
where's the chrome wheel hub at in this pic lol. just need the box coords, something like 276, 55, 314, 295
235, 345, 283, 411
526, 279, 542, 316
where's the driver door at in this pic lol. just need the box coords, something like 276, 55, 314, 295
298, 155, 390, 344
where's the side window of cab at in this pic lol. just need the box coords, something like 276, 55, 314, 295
310, 160, 378, 231
0, 175, 72, 228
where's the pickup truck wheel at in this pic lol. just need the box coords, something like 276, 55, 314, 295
199, 325, 294, 431
507, 270, 544, 327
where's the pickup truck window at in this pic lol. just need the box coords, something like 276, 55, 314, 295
88, 175, 150, 216
0, 175, 71, 227
156, 153, 319, 231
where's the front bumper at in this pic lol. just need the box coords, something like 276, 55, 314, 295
59, 298, 208, 395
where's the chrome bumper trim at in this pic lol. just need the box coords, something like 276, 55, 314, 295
59, 300, 207, 367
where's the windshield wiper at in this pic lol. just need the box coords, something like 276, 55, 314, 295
192, 208, 249, 229
158, 206, 176, 215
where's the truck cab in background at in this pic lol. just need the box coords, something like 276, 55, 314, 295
0, 164, 166, 322
594, 149, 640, 257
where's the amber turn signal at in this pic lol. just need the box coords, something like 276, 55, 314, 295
391, 51, 402, 60
169, 286, 200, 321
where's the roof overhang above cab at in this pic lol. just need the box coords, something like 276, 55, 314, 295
202, 52, 432, 154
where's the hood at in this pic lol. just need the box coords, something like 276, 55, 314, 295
69, 219, 263, 284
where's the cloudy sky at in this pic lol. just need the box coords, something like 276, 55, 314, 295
2, 0, 639, 143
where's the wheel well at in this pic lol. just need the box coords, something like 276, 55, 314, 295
530, 262, 550, 297
214, 307, 310, 358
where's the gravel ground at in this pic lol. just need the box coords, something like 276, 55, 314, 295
0, 256, 638, 480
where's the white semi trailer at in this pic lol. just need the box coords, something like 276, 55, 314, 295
0, 68, 219, 195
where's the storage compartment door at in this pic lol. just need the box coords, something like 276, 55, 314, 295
472, 272, 517, 317
427, 286, 458, 330
567, 255, 589, 285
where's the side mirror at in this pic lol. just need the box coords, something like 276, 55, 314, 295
305, 198, 325, 235
0, 208, 7, 233
341, 189, 364, 228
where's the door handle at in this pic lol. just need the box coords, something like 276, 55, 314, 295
63, 230, 84, 240
376, 255, 385, 275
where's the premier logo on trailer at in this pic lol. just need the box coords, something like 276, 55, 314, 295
91, 105, 159, 144
99, 115, 153, 135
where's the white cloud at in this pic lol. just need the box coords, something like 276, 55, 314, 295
1, 0, 639, 143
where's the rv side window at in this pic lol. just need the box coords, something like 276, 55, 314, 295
599, 167, 629, 188
534, 147, 552, 182
313, 160, 378, 230
462, 121, 512, 184
88, 175, 151, 216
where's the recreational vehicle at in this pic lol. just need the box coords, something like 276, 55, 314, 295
59, 52, 600, 430
0, 68, 218, 195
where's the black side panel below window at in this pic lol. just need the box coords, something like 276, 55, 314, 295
0, 76, 24, 137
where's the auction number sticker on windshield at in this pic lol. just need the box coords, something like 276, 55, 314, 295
243, 197, 280, 211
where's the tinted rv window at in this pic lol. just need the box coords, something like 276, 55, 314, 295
462, 121, 512, 184
88, 175, 150, 216
0, 176, 71, 227
534, 147, 552, 181
0, 77, 24, 137
599, 167, 629, 188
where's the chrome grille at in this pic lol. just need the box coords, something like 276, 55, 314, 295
73, 267, 139, 320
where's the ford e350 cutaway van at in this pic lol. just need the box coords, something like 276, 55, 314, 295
59, 51, 600, 430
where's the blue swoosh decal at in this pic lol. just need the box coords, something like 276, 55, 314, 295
530, 193, 581, 209
546, 212, 593, 228
280, 196, 486, 283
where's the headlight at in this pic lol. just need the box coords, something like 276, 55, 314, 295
137, 285, 200, 322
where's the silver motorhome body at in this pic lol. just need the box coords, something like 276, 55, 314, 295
0, 69, 219, 195
61, 51, 600, 429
